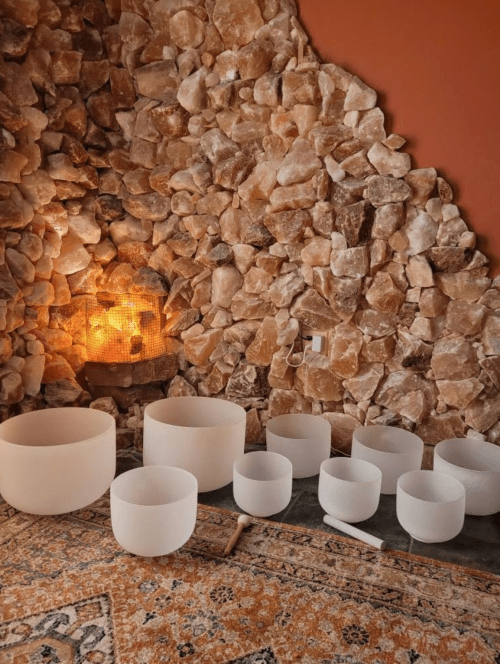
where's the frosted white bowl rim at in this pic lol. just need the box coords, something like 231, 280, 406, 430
0, 407, 115, 450
144, 396, 246, 428
111, 465, 198, 507
266, 413, 331, 440
397, 470, 465, 505
234, 450, 293, 483
353, 425, 423, 456
320, 457, 382, 485
434, 438, 500, 473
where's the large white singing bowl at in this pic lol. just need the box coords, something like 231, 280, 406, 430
397, 470, 465, 543
266, 414, 331, 478
111, 466, 198, 557
143, 397, 246, 493
233, 451, 293, 518
0, 407, 116, 515
352, 425, 424, 495
319, 457, 382, 523
434, 438, 500, 515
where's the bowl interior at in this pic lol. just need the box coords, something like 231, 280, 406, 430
321, 457, 381, 484
354, 425, 422, 455
266, 413, 330, 440
146, 397, 246, 428
0, 407, 114, 448
436, 439, 500, 472
398, 471, 464, 504
235, 451, 292, 482
112, 466, 197, 507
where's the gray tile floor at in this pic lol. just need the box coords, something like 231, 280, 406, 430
117, 449, 500, 576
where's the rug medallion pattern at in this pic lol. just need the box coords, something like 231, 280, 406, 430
0, 496, 499, 663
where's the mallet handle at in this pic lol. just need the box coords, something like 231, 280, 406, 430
224, 522, 246, 555
323, 514, 386, 551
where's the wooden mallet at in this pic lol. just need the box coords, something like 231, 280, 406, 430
224, 514, 251, 555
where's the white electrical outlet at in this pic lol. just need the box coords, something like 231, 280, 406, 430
312, 335, 324, 352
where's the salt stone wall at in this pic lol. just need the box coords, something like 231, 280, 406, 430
1, 0, 500, 456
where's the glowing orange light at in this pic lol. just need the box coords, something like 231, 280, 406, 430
86, 293, 166, 363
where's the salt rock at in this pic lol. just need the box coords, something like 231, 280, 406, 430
436, 378, 484, 410
225, 361, 268, 398
16, 233, 43, 264
428, 247, 474, 273
414, 411, 467, 446
243, 267, 274, 294
0, 149, 29, 184
321, 412, 361, 455
228, 245, 255, 275
117, 241, 152, 269
51, 273, 72, 305
322, 274, 358, 321
177, 67, 207, 114
268, 182, 316, 212
245, 317, 279, 367
0, 370, 23, 404
367, 142, 411, 178
264, 209, 310, 243
344, 362, 384, 401
330, 246, 369, 279
365, 272, 405, 314
237, 38, 274, 81
296, 353, 344, 401
122, 193, 171, 222
18, 171, 56, 211
268, 270, 305, 307
357, 108, 386, 146
231, 121, 267, 143
406, 255, 434, 288
301, 237, 331, 266
310, 202, 334, 238
0, 93, 27, 133
480, 356, 500, 390
20, 354, 45, 397
167, 375, 197, 398
211, 265, 243, 308
436, 219, 467, 248
336, 199, 375, 247
445, 300, 486, 336
109, 218, 152, 246
375, 370, 436, 424
1, 62, 37, 106
281, 70, 321, 110
52, 233, 91, 275
231, 291, 277, 320
435, 272, 491, 302
365, 175, 412, 207
15, 144, 42, 176
338, 150, 373, 179
268, 349, 295, 390
277, 138, 321, 187
308, 125, 352, 157
344, 76, 377, 112
134, 61, 180, 101
200, 128, 238, 165
184, 328, 224, 366
268, 388, 312, 418
362, 335, 395, 363
401, 211, 438, 256
5, 247, 34, 283
355, 309, 397, 338
465, 391, 500, 433
164, 308, 200, 336
214, 154, 253, 191
392, 330, 432, 373
239, 163, 277, 201
418, 287, 448, 317
213, 0, 263, 46
24, 280, 55, 306
43, 378, 83, 407
291, 104, 319, 137
202, 243, 234, 269
109, 68, 136, 109
276, 316, 299, 347
328, 321, 362, 378
431, 337, 480, 380
169, 10, 205, 49
402, 167, 437, 207
408, 316, 443, 342
479, 288, 500, 310
123, 168, 153, 195
50, 51, 83, 85
32, 327, 72, 353
42, 353, 76, 382
220, 207, 248, 244
290, 289, 339, 330
482, 315, 500, 356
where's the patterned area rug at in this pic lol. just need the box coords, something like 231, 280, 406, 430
1, 496, 499, 664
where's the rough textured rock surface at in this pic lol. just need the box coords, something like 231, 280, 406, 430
0, 0, 497, 453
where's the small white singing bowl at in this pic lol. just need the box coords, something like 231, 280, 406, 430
352, 425, 424, 495
434, 438, 500, 515
266, 413, 331, 479
110, 465, 198, 557
143, 396, 246, 493
396, 470, 465, 543
0, 407, 116, 515
318, 457, 382, 523
233, 451, 293, 518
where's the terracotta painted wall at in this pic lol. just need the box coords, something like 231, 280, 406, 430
298, 0, 500, 273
